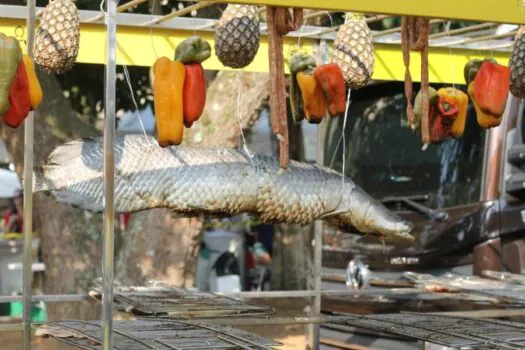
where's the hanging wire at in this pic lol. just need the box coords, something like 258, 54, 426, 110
341, 89, 351, 188
236, 71, 257, 172
296, 15, 308, 47
122, 64, 152, 146
149, 0, 160, 59
449, 46, 455, 89
98, 0, 151, 146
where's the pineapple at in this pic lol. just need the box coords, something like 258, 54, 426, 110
510, 26, 525, 98
33, 0, 80, 75
331, 13, 374, 90
215, 4, 260, 69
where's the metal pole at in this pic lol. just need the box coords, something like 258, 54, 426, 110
307, 39, 328, 350
102, 0, 117, 349
22, 0, 36, 348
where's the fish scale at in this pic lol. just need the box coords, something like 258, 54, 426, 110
32, 135, 415, 242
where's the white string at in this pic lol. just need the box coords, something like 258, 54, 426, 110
296, 16, 307, 47
149, 0, 160, 59
324, 11, 337, 37
329, 88, 352, 169
122, 64, 151, 146
236, 71, 257, 172
341, 88, 351, 189
449, 46, 455, 89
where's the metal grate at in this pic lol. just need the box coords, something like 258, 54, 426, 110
89, 282, 275, 318
403, 272, 525, 305
36, 319, 282, 350
330, 313, 525, 349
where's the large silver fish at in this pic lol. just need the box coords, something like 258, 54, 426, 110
32, 135, 414, 242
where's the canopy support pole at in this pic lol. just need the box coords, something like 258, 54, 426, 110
102, 0, 117, 349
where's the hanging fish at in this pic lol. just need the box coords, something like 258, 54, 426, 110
32, 135, 415, 242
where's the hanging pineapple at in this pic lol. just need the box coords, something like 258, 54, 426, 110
510, 26, 525, 98
215, 4, 260, 69
33, 0, 80, 74
331, 13, 374, 90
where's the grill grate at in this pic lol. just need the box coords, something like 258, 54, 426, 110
36, 319, 282, 350
89, 282, 274, 318
330, 313, 525, 349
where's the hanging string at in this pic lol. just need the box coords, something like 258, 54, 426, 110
449, 46, 455, 89
97, 0, 151, 147
296, 16, 307, 47
191, 7, 197, 36
122, 64, 152, 146
341, 88, 351, 190
149, 0, 159, 59
236, 71, 257, 172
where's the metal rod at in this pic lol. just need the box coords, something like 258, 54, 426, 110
478, 41, 514, 50
22, 0, 36, 348
0, 294, 91, 303
374, 18, 446, 38
308, 39, 328, 350
85, 0, 148, 23
0, 286, 441, 304
217, 290, 317, 298
176, 316, 329, 326
141, 1, 213, 26
102, 0, 117, 348
434, 29, 517, 47
428, 308, 525, 318
310, 15, 392, 37
429, 22, 495, 39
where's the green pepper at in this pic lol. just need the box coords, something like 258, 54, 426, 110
174, 35, 212, 64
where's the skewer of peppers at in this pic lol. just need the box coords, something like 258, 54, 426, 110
175, 36, 211, 128
296, 67, 327, 124
465, 59, 510, 129
0, 35, 42, 129
152, 36, 211, 146
289, 53, 316, 124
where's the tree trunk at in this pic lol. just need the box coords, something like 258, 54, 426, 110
115, 71, 270, 288
1, 69, 104, 320
0, 66, 270, 320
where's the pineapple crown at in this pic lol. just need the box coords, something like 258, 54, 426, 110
344, 12, 365, 22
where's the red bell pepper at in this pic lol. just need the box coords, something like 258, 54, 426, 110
471, 61, 510, 117
182, 62, 206, 128
2, 61, 30, 128
314, 63, 347, 117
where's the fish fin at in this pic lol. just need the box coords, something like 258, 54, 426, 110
317, 193, 345, 219
31, 168, 50, 193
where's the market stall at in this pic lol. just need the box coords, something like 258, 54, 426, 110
1, 0, 525, 349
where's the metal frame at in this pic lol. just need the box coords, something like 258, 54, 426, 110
22, 0, 36, 349
0, 5, 517, 84
7, 1, 524, 350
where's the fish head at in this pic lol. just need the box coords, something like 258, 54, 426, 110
329, 186, 415, 243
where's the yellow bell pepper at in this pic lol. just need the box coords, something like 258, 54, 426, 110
468, 81, 501, 129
